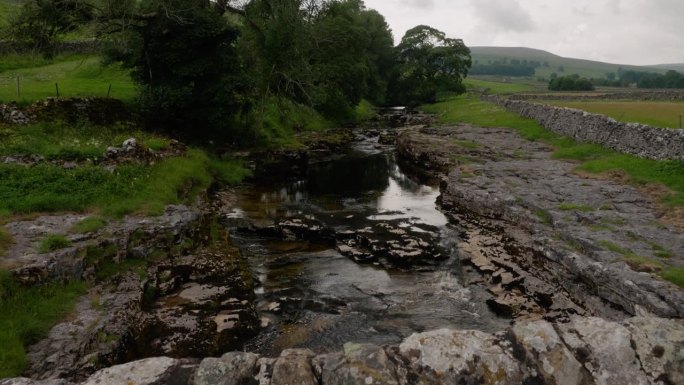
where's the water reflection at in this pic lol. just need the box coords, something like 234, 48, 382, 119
229, 143, 506, 355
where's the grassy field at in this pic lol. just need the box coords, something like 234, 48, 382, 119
464, 77, 539, 94
0, 56, 135, 103
543, 100, 684, 129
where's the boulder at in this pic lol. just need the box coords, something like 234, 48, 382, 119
623, 316, 684, 384
397, 329, 522, 385
271, 349, 316, 385
511, 320, 591, 385
314, 343, 398, 385
81, 357, 195, 385
193, 352, 259, 385
557, 317, 651, 385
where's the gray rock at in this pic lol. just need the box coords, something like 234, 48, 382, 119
398, 328, 522, 385
314, 343, 398, 385
193, 352, 259, 385
623, 316, 684, 384
81, 357, 194, 385
255, 357, 276, 385
557, 317, 651, 385
511, 320, 591, 385
271, 349, 316, 385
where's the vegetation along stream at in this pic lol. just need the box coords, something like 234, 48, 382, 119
226, 135, 508, 356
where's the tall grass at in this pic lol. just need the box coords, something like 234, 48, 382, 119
0, 270, 88, 377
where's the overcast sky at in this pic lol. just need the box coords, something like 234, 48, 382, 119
363, 0, 684, 65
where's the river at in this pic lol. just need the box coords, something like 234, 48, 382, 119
226, 136, 509, 356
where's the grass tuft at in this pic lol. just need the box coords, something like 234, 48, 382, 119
38, 234, 72, 253
70, 216, 107, 234
662, 267, 684, 288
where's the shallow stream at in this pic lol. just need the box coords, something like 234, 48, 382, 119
227, 137, 508, 355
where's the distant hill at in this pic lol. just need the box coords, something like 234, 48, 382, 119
651, 63, 684, 73
470, 46, 668, 79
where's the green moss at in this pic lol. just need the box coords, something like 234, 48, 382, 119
38, 234, 72, 253
70, 216, 107, 234
661, 267, 684, 288
533, 209, 553, 225
0, 270, 87, 377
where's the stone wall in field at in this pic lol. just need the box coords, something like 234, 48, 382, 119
482, 94, 684, 161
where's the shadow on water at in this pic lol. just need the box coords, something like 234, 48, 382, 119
227, 140, 508, 355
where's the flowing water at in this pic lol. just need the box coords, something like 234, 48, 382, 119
227, 137, 508, 355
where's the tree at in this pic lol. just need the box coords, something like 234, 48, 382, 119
388, 25, 471, 106
103, 0, 248, 139
6, 0, 94, 58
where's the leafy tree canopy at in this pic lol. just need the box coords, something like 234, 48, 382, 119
388, 25, 471, 106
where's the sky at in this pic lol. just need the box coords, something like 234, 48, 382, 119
362, 0, 684, 66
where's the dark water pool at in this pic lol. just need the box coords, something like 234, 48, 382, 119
227, 140, 507, 355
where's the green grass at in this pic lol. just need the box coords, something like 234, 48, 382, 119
38, 234, 72, 253
464, 78, 537, 94
0, 227, 13, 257
423, 94, 684, 206
0, 149, 249, 218
209, 159, 253, 186
256, 97, 333, 147
355, 99, 377, 121
70, 216, 107, 234
0, 56, 135, 103
0, 270, 88, 377
662, 267, 684, 288
558, 203, 594, 212
545, 100, 684, 129
0, 120, 169, 161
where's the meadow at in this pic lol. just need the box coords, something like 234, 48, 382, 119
0, 56, 136, 104
543, 100, 684, 129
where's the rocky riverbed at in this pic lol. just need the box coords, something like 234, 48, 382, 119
2, 116, 683, 384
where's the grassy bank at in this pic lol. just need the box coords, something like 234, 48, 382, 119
544, 100, 684, 129
0, 56, 135, 103
423, 94, 684, 287
0, 270, 88, 378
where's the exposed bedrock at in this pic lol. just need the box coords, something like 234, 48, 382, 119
397, 125, 684, 319
3, 315, 682, 385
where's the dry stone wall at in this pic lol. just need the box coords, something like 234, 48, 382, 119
483, 94, 684, 161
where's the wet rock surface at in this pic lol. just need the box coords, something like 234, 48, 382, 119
7, 201, 260, 381
398, 124, 684, 319
6, 315, 682, 384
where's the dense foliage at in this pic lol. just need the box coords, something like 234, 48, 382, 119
4, 0, 472, 142
548, 75, 595, 91
388, 25, 471, 106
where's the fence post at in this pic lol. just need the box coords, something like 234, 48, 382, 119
55, 83, 60, 97
107, 83, 112, 98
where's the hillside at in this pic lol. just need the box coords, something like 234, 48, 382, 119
470, 46, 668, 79
652, 63, 684, 73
